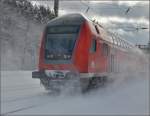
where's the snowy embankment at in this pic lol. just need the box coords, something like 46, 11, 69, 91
0, 2, 44, 70
1, 71, 149, 115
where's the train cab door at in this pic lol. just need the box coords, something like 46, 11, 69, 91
88, 37, 97, 73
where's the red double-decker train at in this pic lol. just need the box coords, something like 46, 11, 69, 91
32, 13, 142, 92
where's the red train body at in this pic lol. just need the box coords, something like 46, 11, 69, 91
32, 13, 142, 91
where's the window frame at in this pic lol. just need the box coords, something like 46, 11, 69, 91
102, 43, 109, 56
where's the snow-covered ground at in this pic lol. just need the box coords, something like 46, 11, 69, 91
0, 1, 149, 115
1, 70, 149, 115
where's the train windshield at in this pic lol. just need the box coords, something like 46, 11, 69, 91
45, 25, 80, 61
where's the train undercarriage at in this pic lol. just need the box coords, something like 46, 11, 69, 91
32, 71, 107, 94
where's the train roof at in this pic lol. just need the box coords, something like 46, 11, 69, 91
87, 16, 135, 49
47, 13, 135, 50
47, 13, 87, 26
106, 30, 135, 49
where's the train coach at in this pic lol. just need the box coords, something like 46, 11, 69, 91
32, 13, 142, 92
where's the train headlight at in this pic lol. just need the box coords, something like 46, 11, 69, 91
64, 54, 67, 59
50, 54, 54, 58
45, 70, 52, 77
67, 55, 71, 59
47, 55, 50, 58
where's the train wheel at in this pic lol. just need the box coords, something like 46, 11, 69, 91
63, 74, 82, 95
40, 78, 61, 94
80, 78, 90, 93
98, 76, 107, 86
88, 76, 107, 89
40, 78, 50, 90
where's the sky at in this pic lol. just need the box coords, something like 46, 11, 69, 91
30, 0, 149, 45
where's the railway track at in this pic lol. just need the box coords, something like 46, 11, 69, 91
1, 91, 57, 115
2, 92, 45, 103
3, 105, 37, 115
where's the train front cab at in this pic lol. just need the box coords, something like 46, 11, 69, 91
32, 14, 109, 90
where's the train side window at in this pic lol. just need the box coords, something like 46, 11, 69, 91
112, 36, 117, 45
123, 41, 126, 48
117, 38, 121, 46
112, 36, 115, 44
120, 40, 124, 48
116, 38, 118, 46
90, 39, 97, 53
118, 39, 122, 46
127, 43, 129, 48
103, 43, 109, 56
114, 39, 117, 45
124, 41, 127, 48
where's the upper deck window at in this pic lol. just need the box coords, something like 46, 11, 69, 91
47, 25, 80, 34
120, 39, 124, 48
112, 36, 117, 45
95, 25, 100, 34
118, 39, 122, 46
